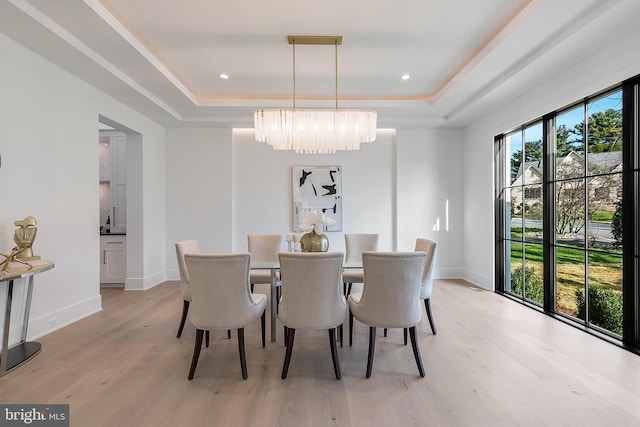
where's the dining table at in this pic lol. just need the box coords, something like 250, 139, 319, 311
250, 260, 361, 342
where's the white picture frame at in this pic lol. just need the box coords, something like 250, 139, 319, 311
292, 165, 342, 231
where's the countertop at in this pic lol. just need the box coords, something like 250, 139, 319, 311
100, 232, 126, 236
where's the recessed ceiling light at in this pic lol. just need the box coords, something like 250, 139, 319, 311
401, 74, 410, 80
219, 73, 229, 79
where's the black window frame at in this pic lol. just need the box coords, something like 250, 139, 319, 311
495, 77, 640, 353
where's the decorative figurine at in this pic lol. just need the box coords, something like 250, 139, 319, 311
13, 216, 41, 260
0, 216, 40, 272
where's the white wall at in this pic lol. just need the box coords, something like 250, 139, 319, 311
232, 129, 396, 253
461, 12, 640, 290
121, 128, 167, 291
165, 127, 234, 254
164, 127, 465, 280
0, 33, 166, 344
396, 128, 464, 278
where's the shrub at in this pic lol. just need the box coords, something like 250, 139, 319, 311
510, 266, 544, 305
575, 285, 622, 335
611, 199, 623, 249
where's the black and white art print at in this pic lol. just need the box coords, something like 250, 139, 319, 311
292, 166, 342, 231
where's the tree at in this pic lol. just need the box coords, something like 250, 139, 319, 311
557, 123, 583, 156
555, 108, 622, 236
510, 139, 542, 182
556, 179, 585, 234
574, 109, 622, 153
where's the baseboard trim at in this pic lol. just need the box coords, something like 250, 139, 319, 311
461, 269, 493, 290
125, 271, 167, 291
26, 294, 102, 342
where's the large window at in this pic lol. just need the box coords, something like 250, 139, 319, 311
554, 93, 623, 336
504, 123, 544, 305
495, 78, 640, 350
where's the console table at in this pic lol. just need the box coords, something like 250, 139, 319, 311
1, 259, 54, 376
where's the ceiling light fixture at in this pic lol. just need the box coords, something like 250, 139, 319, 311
254, 36, 377, 154
401, 74, 410, 80
219, 73, 229, 79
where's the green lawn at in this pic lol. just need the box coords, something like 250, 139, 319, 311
509, 242, 621, 265
590, 211, 614, 223
507, 216, 622, 334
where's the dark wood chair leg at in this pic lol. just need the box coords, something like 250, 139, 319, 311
205, 330, 210, 348
177, 300, 189, 338
188, 329, 204, 380
384, 328, 387, 337
404, 328, 408, 345
227, 330, 231, 339
349, 312, 354, 346
238, 328, 248, 380
328, 329, 342, 380
366, 327, 377, 378
409, 326, 425, 377
425, 298, 437, 335
281, 328, 296, 379
338, 324, 343, 348
261, 310, 266, 348
347, 283, 352, 295
283, 325, 288, 347
250, 283, 254, 293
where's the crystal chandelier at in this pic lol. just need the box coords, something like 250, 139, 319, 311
254, 36, 377, 154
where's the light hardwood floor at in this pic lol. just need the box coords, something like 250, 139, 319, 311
2, 279, 640, 426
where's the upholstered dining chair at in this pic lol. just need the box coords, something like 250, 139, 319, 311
278, 252, 347, 380
348, 251, 426, 378
415, 238, 438, 335
175, 239, 200, 338
184, 253, 266, 380
399, 238, 439, 345
342, 233, 379, 295
247, 234, 283, 292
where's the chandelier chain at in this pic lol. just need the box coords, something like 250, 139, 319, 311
335, 40, 338, 110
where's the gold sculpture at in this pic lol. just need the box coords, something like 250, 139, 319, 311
0, 216, 40, 272
13, 216, 40, 260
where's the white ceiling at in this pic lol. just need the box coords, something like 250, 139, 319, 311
1, 0, 637, 128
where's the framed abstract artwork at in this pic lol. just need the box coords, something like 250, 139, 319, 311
292, 165, 342, 231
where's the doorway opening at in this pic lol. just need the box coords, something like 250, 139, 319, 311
98, 115, 142, 291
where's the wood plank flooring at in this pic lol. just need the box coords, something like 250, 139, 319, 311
2, 279, 640, 426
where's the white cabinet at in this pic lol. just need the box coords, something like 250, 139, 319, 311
110, 135, 126, 232
99, 131, 126, 233
101, 235, 126, 284
98, 136, 111, 182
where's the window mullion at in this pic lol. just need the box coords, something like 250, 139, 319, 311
543, 114, 555, 311
622, 77, 640, 345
